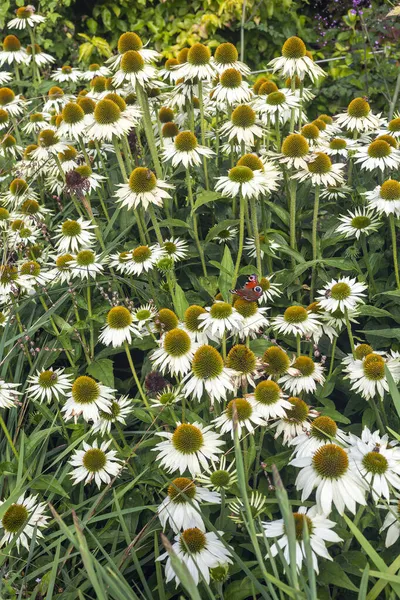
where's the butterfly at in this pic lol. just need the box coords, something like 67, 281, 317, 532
230, 274, 263, 302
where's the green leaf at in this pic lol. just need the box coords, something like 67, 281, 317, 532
152, 218, 192, 230
219, 245, 234, 301
174, 283, 189, 320
31, 475, 69, 498
191, 190, 221, 214
318, 561, 359, 592
278, 245, 306, 263
361, 328, 400, 340
265, 200, 289, 227
358, 305, 394, 320
385, 365, 400, 420
87, 358, 114, 387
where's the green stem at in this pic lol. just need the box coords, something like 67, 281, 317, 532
250, 197, 262, 275
112, 137, 128, 181
296, 334, 301, 357
87, 286, 94, 359
328, 336, 337, 378
0, 414, 19, 459
390, 214, 400, 289
136, 85, 163, 179
370, 396, 385, 435
289, 178, 297, 259
274, 113, 281, 152
289, 78, 296, 133
197, 80, 209, 190
232, 193, 245, 291
147, 203, 163, 245
345, 308, 355, 357
360, 234, 376, 295
124, 341, 149, 407
28, 27, 41, 84
310, 185, 320, 301
186, 168, 207, 277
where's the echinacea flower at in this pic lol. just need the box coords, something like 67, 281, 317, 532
0, 494, 49, 551
107, 32, 159, 71
52, 65, 82, 83
233, 297, 269, 339
246, 379, 291, 419
91, 395, 132, 435
86, 98, 134, 141
272, 396, 318, 444
291, 152, 344, 187
8, 7, 45, 30
0, 380, 21, 409
198, 301, 243, 339
289, 415, 347, 458
174, 43, 215, 81
279, 356, 325, 395
212, 68, 252, 105
182, 345, 236, 403
154, 421, 225, 476
354, 139, 400, 172
127, 244, 165, 276
112, 50, 157, 88
317, 276, 367, 313
335, 97, 382, 133
99, 306, 141, 348
219, 104, 263, 146
268, 36, 326, 82
62, 375, 115, 423
346, 351, 400, 400
272, 306, 321, 338
162, 131, 214, 168
337, 207, 380, 239
115, 166, 173, 210
215, 166, 273, 200
213, 397, 267, 438
212, 42, 250, 75
26, 368, 73, 404
0, 35, 28, 66
196, 456, 238, 491
69, 439, 122, 488
151, 328, 198, 376
53, 218, 96, 253
365, 179, 400, 216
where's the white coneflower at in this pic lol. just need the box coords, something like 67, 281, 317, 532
212, 42, 250, 75
262, 506, 342, 574
335, 97, 382, 133
46, 253, 74, 284
0, 380, 21, 409
81, 63, 111, 80
349, 428, 400, 501
115, 166, 173, 210
290, 443, 366, 515
69, 249, 104, 280
291, 152, 344, 187
86, 98, 134, 141
62, 375, 115, 423
198, 301, 243, 339
289, 415, 347, 458
246, 379, 291, 419
8, 221, 40, 248
32, 129, 68, 161
127, 244, 165, 276
130, 303, 157, 333
215, 166, 273, 200
233, 297, 269, 339
151, 328, 198, 376
162, 237, 188, 262
159, 57, 181, 83
213, 68, 251, 105
91, 396, 132, 435
278, 133, 310, 169
26, 367, 73, 404
0, 264, 34, 301
229, 491, 267, 524
107, 250, 132, 274
0, 35, 28, 66
52, 65, 82, 83
0, 87, 25, 116
0, 72, 12, 85
162, 131, 214, 168
380, 500, 400, 547
8, 7, 46, 29
181, 305, 215, 345
43, 86, 73, 112
58, 102, 87, 140
154, 421, 224, 476
268, 37, 326, 82
112, 50, 156, 88
245, 234, 279, 260
354, 139, 400, 172
213, 397, 267, 438
26, 43, 55, 67
279, 356, 325, 395
107, 32, 160, 70
337, 207, 380, 239
0, 494, 49, 551
317, 276, 367, 313
272, 305, 321, 338
22, 112, 51, 135
219, 104, 263, 146
174, 43, 215, 81
346, 351, 400, 400
69, 440, 122, 488
258, 274, 282, 304
0, 107, 10, 131
213, 225, 238, 244
158, 476, 220, 533
272, 396, 318, 445
196, 456, 238, 491
150, 386, 184, 409
365, 179, 400, 216
226, 344, 260, 389
99, 306, 141, 348
158, 528, 232, 586
182, 345, 236, 403
54, 218, 96, 253
254, 89, 299, 123
321, 136, 358, 158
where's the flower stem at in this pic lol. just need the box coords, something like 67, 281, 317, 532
289, 77, 296, 133
250, 196, 262, 275
87, 285, 94, 359
112, 137, 128, 181
310, 184, 320, 301
274, 113, 281, 152
328, 336, 337, 377
360, 234, 376, 296
147, 203, 163, 245
186, 168, 207, 277
296, 334, 301, 357
390, 214, 400, 289
0, 414, 19, 460
136, 85, 163, 179
232, 193, 245, 291
28, 26, 41, 84
345, 308, 355, 357
124, 341, 149, 407
289, 178, 297, 258
197, 80, 209, 191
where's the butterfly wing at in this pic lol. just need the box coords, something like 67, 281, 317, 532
230, 286, 263, 302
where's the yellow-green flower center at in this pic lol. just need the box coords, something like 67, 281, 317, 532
226, 397, 253, 421
0, 207, 9, 220
231, 104, 256, 128
188, 43, 211, 66
129, 167, 157, 193
308, 153, 332, 174
380, 179, 400, 201
210, 302, 233, 319
284, 397, 309, 423
56, 254, 73, 270
301, 124, 320, 140
162, 122, 179, 138
175, 131, 198, 152
156, 308, 179, 332
38, 370, 58, 388
179, 527, 207, 553
90, 76, 106, 93
254, 380, 281, 405
284, 306, 308, 323
267, 91, 286, 106
368, 140, 391, 158
164, 328, 191, 356
94, 99, 121, 125
215, 42, 238, 64
362, 451, 388, 474
259, 81, 278, 95
192, 345, 224, 379
0, 109, 8, 124
121, 50, 144, 74
263, 346, 290, 376
168, 477, 196, 503
77, 96, 96, 114
354, 344, 373, 360
83, 448, 107, 472
292, 356, 315, 377
2, 504, 28, 533
118, 32, 143, 54
282, 134, 309, 158
72, 376, 100, 404
330, 138, 347, 150
377, 134, 397, 148
291, 513, 314, 540
172, 423, 204, 454
0, 265, 18, 284
159, 106, 174, 123
220, 68, 242, 88
9, 178, 27, 195
310, 416, 337, 440
330, 282, 351, 300
229, 165, 254, 183
312, 444, 348, 478
184, 305, 206, 332
282, 36, 306, 59
237, 154, 264, 171
107, 306, 132, 329
363, 353, 385, 380
226, 344, 256, 373
132, 245, 151, 263
38, 129, 58, 147
62, 220, 81, 237
20, 260, 40, 276
62, 102, 84, 125
210, 469, 231, 488
351, 216, 371, 229
312, 118, 326, 131
348, 97, 370, 118
20, 199, 40, 215
388, 118, 400, 133
3, 35, 21, 53
234, 298, 258, 317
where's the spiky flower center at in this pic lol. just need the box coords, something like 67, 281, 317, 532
83, 448, 107, 472
308, 152, 332, 174
282, 36, 306, 59
121, 50, 144, 73
330, 138, 347, 150
312, 118, 326, 131
19, 199, 39, 216
267, 91, 286, 106
38, 129, 58, 147
164, 329, 191, 357
284, 397, 309, 423
106, 306, 132, 330
231, 104, 256, 128
263, 346, 290, 376
10, 178, 27, 195
94, 99, 121, 125
229, 165, 254, 183
388, 118, 400, 133
165, 58, 179, 70
90, 76, 106, 93
0, 265, 18, 284
0, 207, 9, 220
220, 68, 242, 88
177, 48, 189, 63
61, 220, 81, 237
99, 400, 121, 421
16, 7, 34, 18
234, 298, 257, 317
319, 114, 333, 125
380, 180, 400, 201
292, 513, 314, 540
368, 140, 391, 158
60, 103, 84, 125
2, 134, 16, 148
156, 308, 179, 332
312, 444, 348, 478
159, 106, 174, 123
330, 282, 351, 300
254, 380, 281, 405
77, 97, 95, 114
237, 154, 264, 171
188, 43, 211, 66
0, 109, 8, 124
157, 390, 176, 405
129, 167, 157, 193
363, 353, 385, 380
48, 86, 64, 99
301, 124, 320, 140
259, 277, 270, 292
348, 97, 370, 118
293, 356, 315, 377
2, 504, 28, 533
227, 344, 256, 374
180, 528, 207, 553
118, 32, 143, 54
168, 477, 196, 503
210, 302, 233, 319
37, 370, 59, 389
172, 424, 204, 454
132, 246, 151, 263
56, 254, 73, 270
162, 122, 179, 138
282, 134, 309, 158
311, 416, 337, 440
226, 397, 252, 421
3, 35, 21, 52
362, 451, 388, 474
284, 306, 308, 323
354, 344, 373, 360
135, 308, 152, 321
210, 469, 231, 488
351, 216, 371, 229
185, 305, 206, 332
175, 131, 198, 152
377, 134, 397, 148
192, 345, 223, 379
259, 81, 278, 95
72, 376, 100, 404
215, 42, 238, 64
20, 261, 40, 276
